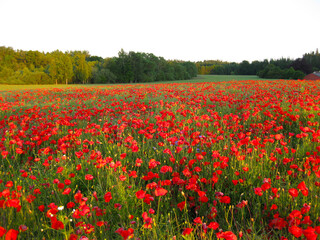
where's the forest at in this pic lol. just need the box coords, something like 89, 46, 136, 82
196, 49, 320, 79
1, 46, 320, 84
0, 47, 197, 85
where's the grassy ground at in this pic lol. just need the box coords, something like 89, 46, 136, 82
157, 74, 270, 84
0, 75, 274, 91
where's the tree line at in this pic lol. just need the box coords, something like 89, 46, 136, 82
0, 47, 197, 85
196, 49, 320, 79
0, 47, 93, 85
91, 49, 197, 84
2, 46, 319, 84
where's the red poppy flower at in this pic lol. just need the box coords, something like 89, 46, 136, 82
193, 217, 202, 224
5, 229, 19, 240
136, 190, 146, 199
74, 191, 83, 203
220, 196, 231, 204
270, 204, 278, 210
302, 227, 318, 240
67, 202, 75, 209
7, 199, 20, 208
275, 134, 282, 140
177, 201, 185, 211
289, 226, 302, 238
0, 227, 6, 237
5, 181, 13, 188
199, 195, 209, 203
119, 175, 126, 181
131, 145, 139, 152
216, 231, 237, 240
115, 227, 134, 240
1, 151, 8, 158
51, 217, 64, 230
38, 205, 45, 212
208, 222, 219, 230
261, 182, 271, 191
85, 174, 94, 180
297, 181, 307, 190
96, 221, 105, 227
104, 192, 112, 203
64, 179, 71, 185
288, 188, 299, 198
297, 181, 309, 196
155, 188, 167, 197
143, 194, 154, 204
62, 188, 71, 195
182, 228, 193, 236
68, 234, 78, 240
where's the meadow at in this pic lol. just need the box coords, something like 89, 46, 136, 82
0, 75, 269, 92
0, 79, 320, 240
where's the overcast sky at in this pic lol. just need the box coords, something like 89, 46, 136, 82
1, 0, 319, 62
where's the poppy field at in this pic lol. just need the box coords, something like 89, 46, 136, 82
1, 80, 320, 240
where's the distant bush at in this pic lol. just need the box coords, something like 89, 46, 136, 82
257, 64, 305, 79
92, 68, 116, 84
0, 67, 53, 85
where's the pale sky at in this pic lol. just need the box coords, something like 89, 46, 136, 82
0, 0, 319, 62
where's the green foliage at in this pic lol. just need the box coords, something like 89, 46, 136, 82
238, 60, 252, 75
92, 67, 116, 84
0, 47, 93, 85
257, 64, 305, 79
0, 66, 14, 83
196, 55, 313, 79
92, 49, 197, 84
182, 61, 198, 78
303, 49, 320, 73
290, 58, 313, 74
48, 51, 74, 84
86, 55, 103, 62
72, 52, 90, 84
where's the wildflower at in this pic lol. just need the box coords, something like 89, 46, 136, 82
216, 231, 237, 240
0, 227, 6, 237
155, 188, 168, 197
182, 228, 193, 236
288, 188, 299, 198
220, 196, 231, 204
177, 201, 185, 211
208, 222, 219, 230
85, 174, 94, 180
5, 229, 19, 240
104, 192, 112, 203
